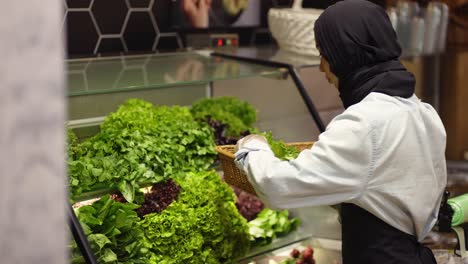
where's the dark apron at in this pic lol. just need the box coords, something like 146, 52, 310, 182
341, 203, 437, 264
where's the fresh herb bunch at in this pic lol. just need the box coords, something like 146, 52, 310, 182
262, 131, 300, 161
68, 99, 216, 202
191, 96, 257, 137
139, 171, 251, 264
248, 208, 301, 247
71, 195, 148, 264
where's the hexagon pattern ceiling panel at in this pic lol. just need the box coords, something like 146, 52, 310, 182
92, 0, 128, 34
64, 0, 277, 57
129, 0, 151, 8
66, 0, 92, 8
66, 11, 99, 55
63, 0, 183, 56
124, 11, 158, 52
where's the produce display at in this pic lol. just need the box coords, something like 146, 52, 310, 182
69, 97, 305, 263
73, 171, 250, 264
68, 99, 216, 201
191, 96, 257, 138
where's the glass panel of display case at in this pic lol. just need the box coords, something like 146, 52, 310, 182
212, 76, 324, 142
68, 84, 208, 120
67, 51, 283, 97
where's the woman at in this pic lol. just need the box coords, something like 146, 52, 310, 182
234, 0, 447, 263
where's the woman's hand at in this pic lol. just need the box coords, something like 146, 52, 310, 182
234, 134, 270, 179
235, 134, 268, 152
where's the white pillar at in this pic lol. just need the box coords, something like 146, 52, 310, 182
0, 1, 67, 263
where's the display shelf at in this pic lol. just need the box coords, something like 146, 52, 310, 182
238, 205, 341, 262
239, 237, 342, 264
240, 232, 313, 262
67, 51, 284, 97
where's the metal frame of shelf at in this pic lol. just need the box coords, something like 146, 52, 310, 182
68, 204, 98, 264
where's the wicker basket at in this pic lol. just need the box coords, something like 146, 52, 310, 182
268, 0, 323, 56
216, 142, 314, 195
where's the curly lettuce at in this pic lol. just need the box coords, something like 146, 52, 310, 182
139, 171, 251, 263
262, 131, 300, 161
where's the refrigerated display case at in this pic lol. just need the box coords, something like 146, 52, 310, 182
66, 49, 343, 263
67, 47, 467, 264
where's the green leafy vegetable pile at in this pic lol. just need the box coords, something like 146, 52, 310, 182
262, 132, 300, 161
73, 171, 251, 263
71, 195, 148, 264
68, 98, 305, 263
139, 170, 251, 264
248, 208, 300, 247
68, 99, 216, 201
191, 96, 257, 137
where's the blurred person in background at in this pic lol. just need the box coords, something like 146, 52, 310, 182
182, 0, 212, 28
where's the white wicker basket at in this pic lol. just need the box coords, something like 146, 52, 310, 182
268, 0, 323, 56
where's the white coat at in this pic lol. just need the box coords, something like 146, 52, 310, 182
235, 92, 447, 241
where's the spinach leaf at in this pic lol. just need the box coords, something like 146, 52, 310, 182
68, 99, 216, 200
72, 195, 147, 263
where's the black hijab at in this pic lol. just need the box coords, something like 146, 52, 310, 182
313, 0, 415, 108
